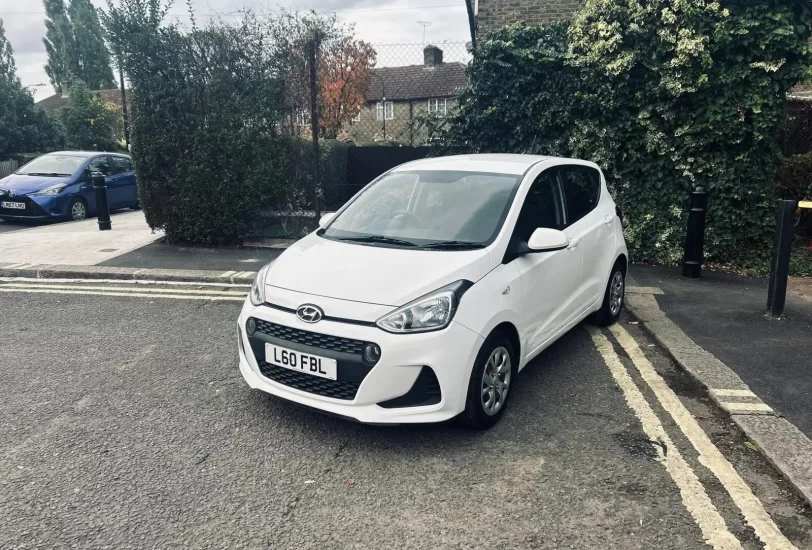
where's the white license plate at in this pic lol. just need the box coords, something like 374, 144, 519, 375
265, 343, 337, 381
1, 201, 24, 210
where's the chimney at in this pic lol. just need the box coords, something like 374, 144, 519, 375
424, 45, 443, 67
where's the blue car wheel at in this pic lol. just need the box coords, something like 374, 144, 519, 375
68, 197, 87, 221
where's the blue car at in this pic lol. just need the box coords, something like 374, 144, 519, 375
0, 151, 139, 222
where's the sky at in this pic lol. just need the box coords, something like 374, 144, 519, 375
0, 0, 470, 101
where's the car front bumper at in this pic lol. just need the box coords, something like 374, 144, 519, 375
237, 300, 484, 424
0, 194, 64, 219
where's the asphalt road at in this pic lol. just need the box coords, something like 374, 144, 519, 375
1, 280, 810, 549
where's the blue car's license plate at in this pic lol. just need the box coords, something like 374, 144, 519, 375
1, 201, 25, 210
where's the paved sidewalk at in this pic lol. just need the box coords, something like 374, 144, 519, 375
629, 265, 812, 437
100, 241, 281, 272
0, 211, 163, 265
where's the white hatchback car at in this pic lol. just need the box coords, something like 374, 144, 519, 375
238, 154, 628, 428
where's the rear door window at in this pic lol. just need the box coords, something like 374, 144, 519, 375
560, 166, 600, 225
111, 157, 132, 175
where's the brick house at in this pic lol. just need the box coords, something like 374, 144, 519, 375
35, 88, 130, 144
475, 0, 583, 36
345, 45, 468, 145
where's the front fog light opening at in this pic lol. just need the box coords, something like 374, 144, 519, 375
362, 343, 381, 365
246, 318, 257, 336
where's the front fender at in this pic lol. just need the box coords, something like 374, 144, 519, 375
454, 262, 526, 365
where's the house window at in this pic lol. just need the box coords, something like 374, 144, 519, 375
428, 98, 447, 116
376, 101, 394, 121
296, 110, 310, 127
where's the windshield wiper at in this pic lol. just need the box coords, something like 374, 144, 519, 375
420, 240, 483, 250
21, 172, 71, 177
335, 235, 418, 247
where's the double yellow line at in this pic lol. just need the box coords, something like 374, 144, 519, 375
0, 282, 248, 302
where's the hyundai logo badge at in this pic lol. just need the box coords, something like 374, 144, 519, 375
296, 304, 324, 324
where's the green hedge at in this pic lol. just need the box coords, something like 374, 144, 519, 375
104, 8, 291, 244
433, 0, 812, 272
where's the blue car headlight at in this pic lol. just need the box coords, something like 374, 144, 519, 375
28, 184, 67, 197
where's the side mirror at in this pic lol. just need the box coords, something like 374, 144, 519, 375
527, 228, 569, 252
319, 213, 335, 227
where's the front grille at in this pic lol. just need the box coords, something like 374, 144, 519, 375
0, 195, 47, 216
257, 360, 361, 400
253, 319, 369, 354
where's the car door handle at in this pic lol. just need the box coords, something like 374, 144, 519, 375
568, 238, 580, 250
604, 215, 614, 226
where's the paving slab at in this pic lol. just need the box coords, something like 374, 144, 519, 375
0, 211, 162, 265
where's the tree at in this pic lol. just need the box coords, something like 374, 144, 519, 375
69, 0, 116, 89
43, 0, 115, 92
0, 18, 63, 157
270, 12, 375, 138
59, 79, 118, 151
318, 34, 375, 139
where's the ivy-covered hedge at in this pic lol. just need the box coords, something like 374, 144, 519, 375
433, 1, 812, 271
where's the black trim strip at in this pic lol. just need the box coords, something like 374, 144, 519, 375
263, 302, 378, 328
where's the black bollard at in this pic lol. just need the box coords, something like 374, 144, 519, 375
767, 200, 797, 318
92, 171, 112, 231
682, 186, 708, 278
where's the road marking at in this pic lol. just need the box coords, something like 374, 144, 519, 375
711, 389, 758, 399
221, 271, 237, 277
0, 288, 246, 301
609, 324, 796, 550
722, 403, 774, 414
626, 286, 665, 295
0, 277, 251, 288
0, 283, 247, 296
235, 271, 255, 278
590, 329, 741, 549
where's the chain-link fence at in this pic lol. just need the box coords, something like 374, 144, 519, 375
342, 42, 470, 146
276, 41, 470, 221
781, 98, 812, 157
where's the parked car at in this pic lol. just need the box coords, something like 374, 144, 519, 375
237, 154, 628, 429
0, 151, 139, 222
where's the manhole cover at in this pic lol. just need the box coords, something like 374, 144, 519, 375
99, 249, 118, 252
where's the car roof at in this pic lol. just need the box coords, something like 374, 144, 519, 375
44, 151, 130, 158
391, 154, 570, 176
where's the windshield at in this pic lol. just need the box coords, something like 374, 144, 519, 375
15, 155, 86, 177
322, 170, 522, 249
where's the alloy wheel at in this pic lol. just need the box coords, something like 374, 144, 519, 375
609, 270, 625, 316
71, 201, 87, 221
481, 346, 512, 416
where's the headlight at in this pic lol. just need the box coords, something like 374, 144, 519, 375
377, 281, 472, 334
29, 184, 67, 197
249, 264, 271, 306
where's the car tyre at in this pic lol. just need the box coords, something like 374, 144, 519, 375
460, 331, 516, 430
67, 197, 88, 222
589, 261, 626, 326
